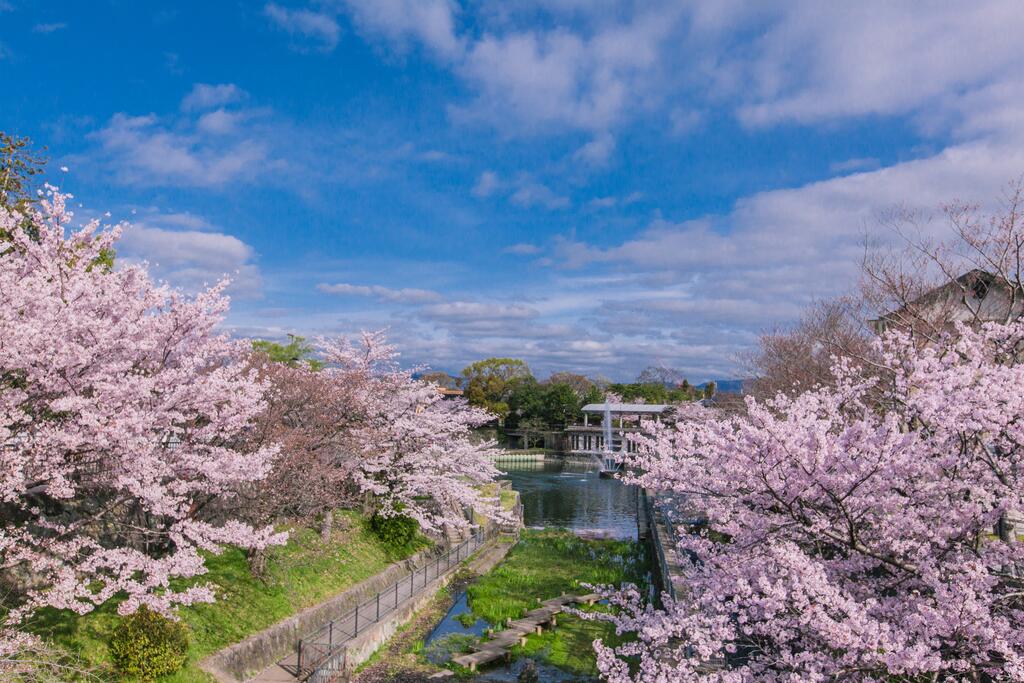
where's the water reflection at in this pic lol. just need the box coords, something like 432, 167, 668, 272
499, 458, 638, 540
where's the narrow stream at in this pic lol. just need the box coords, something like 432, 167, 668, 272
423, 458, 639, 681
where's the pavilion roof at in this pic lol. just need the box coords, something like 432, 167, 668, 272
581, 403, 670, 414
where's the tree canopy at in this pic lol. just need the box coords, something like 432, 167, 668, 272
460, 357, 532, 421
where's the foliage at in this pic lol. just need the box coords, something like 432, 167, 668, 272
0, 637, 101, 682
0, 189, 283, 651
108, 608, 188, 681
505, 377, 600, 431
701, 380, 715, 399
0, 132, 46, 213
232, 349, 365, 544
596, 319, 1024, 681
333, 333, 506, 534
251, 335, 324, 370
466, 529, 646, 675
24, 511, 427, 682
607, 381, 693, 403
540, 383, 583, 428
370, 513, 419, 550
460, 358, 532, 421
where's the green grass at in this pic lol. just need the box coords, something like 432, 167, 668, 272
24, 510, 429, 682
499, 489, 518, 511
464, 529, 647, 676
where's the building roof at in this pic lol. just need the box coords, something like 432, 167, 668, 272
869, 269, 1024, 333
581, 403, 670, 414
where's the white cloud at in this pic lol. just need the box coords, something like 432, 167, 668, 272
341, 0, 462, 59
573, 131, 615, 166
728, 1, 1024, 128
117, 216, 262, 297
317, 282, 443, 303
830, 157, 881, 174
265, 3, 341, 51
471, 170, 500, 198
669, 107, 702, 136
503, 243, 541, 255
196, 109, 248, 135
510, 181, 569, 210
181, 83, 248, 112
92, 113, 268, 188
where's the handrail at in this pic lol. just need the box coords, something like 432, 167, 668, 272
297, 525, 497, 679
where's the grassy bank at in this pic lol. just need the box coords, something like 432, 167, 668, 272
465, 529, 648, 676
24, 510, 429, 682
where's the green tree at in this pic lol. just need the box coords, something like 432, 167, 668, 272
252, 334, 324, 370
582, 385, 605, 406
506, 375, 545, 429
542, 382, 583, 428
0, 132, 46, 213
461, 358, 532, 423
609, 382, 670, 404
702, 381, 717, 399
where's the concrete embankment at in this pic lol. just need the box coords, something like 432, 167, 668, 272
199, 544, 443, 682
638, 488, 689, 602
202, 490, 523, 683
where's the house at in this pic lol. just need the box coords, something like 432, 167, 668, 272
869, 269, 1023, 334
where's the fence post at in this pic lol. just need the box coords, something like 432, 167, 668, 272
329, 621, 334, 648
297, 640, 302, 673
355, 604, 359, 634
376, 592, 380, 621
395, 580, 398, 607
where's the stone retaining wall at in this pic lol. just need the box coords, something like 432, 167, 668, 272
199, 545, 442, 682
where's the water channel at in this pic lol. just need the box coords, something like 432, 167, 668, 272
423, 457, 639, 681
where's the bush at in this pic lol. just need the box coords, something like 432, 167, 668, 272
108, 607, 189, 680
370, 512, 419, 549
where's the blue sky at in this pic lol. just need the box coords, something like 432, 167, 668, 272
3, 2, 1024, 381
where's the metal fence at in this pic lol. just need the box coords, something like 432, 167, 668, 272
297, 526, 497, 680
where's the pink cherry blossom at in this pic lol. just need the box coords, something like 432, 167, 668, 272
0, 190, 284, 644
592, 321, 1024, 681
319, 332, 507, 534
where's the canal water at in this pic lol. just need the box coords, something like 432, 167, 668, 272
422, 457, 639, 681
499, 458, 638, 540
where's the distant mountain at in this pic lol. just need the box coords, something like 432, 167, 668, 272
699, 379, 747, 394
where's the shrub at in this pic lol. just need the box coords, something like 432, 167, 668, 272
370, 512, 419, 549
108, 607, 189, 680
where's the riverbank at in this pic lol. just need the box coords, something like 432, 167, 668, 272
462, 529, 647, 677
23, 511, 429, 682
351, 538, 517, 683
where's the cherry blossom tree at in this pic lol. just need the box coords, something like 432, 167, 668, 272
222, 355, 364, 575
322, 332, 506, 536
0, 189, 283, 650
593, 320, 1024, 681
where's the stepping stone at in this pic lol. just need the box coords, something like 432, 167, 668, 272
569, 593, 600, 605
508, 619, 544, 635
453, 648, 507, 672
